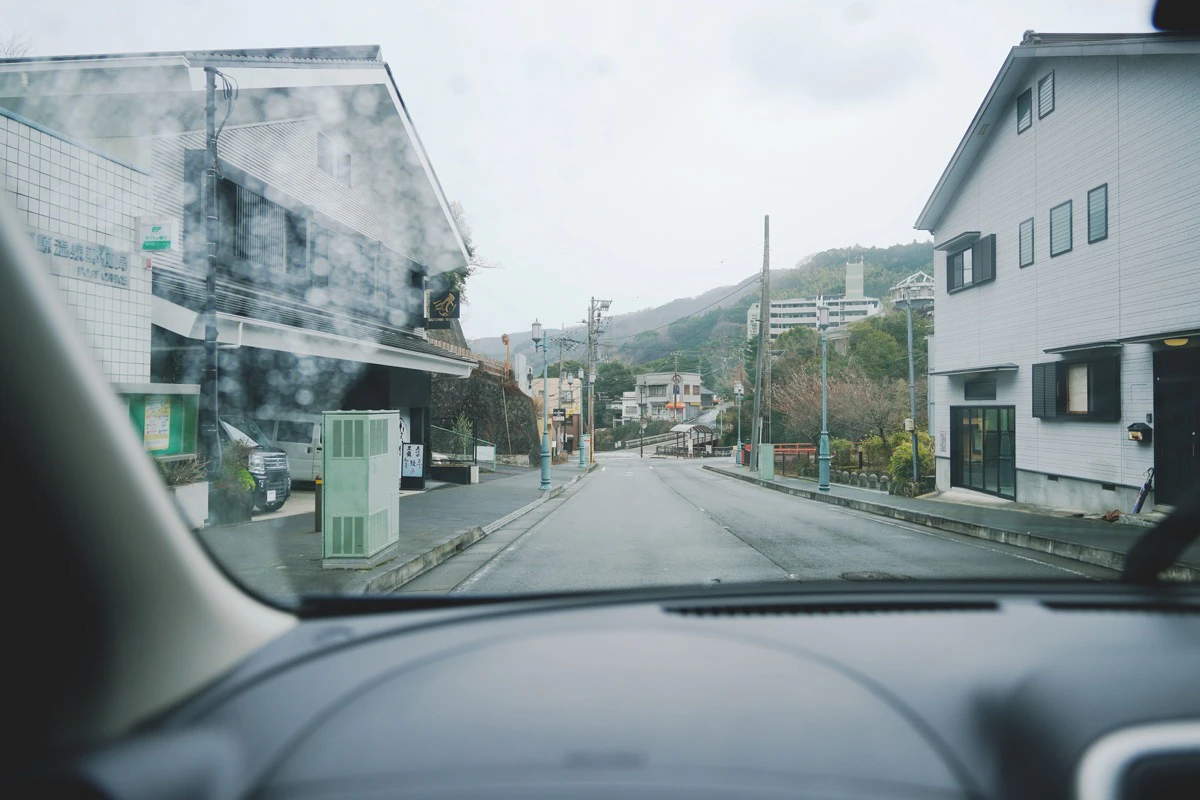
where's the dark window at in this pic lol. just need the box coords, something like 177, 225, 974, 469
1088, 184, 1108, 243
275, 421, 316, 443
965, 375, 997, 401
215, 179, 307, 281
1038, 71, 1055, 118
1017, 88, 1033, 133
337, 151, 353, 188
1050, 200, 1073, 257
946, 234, 995, 291
1032, 362, 1058, 418
1019, 218, 1034, 267
1032, 357, 1120, 421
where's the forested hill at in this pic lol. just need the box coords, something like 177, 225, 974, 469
611, 240, 933, 373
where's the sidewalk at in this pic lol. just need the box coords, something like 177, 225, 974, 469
199, 462, 595, 600
703, 464, 1200, 580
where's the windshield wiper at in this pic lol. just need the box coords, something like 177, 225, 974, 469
1122, 483, 1200, 584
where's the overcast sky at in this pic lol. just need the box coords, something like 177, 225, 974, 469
8, 0, 1155, 339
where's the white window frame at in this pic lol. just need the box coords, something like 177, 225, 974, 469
317, 132, 353, 187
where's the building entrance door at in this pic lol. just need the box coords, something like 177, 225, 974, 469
950, 406, 1016, 499
1154, 347, 1200, 507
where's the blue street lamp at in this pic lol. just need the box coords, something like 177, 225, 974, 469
818, 305, 831, 492
577, 368, 586, 469
531, 320, 551, 491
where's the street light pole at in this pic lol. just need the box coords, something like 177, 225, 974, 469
578, 368, 586, 469
818, 306, 831, 492
904, 287, 920, 485
639, 385, 645, 458
588, 369, 596, 464
532, 320, 551, 492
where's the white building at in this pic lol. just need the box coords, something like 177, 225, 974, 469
916, 31, 1200, 512
1, 108, 153, 384
0, 46, 475, 467
636, 371, 703, 421
614, 390, 641, 425
747, 259, 881, 340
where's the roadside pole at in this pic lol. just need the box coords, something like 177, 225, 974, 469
749, 215, 768, 472
905, 287, 920, 484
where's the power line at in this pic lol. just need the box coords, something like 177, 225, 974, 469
605, 274, 761, 342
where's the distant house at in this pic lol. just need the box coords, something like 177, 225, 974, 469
636, 371, 702, 421
915, 31, 1200, 512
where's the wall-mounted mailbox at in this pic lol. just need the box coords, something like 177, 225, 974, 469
1127, 422, 1153, 443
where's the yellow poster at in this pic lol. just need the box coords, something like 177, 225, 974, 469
144, 396, 171, 451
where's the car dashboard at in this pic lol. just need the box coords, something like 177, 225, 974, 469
43, 585, 1200, 799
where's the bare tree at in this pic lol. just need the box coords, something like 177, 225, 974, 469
0, 33, 33, 58
834, 370, 909, 460
773, 370, 830, 445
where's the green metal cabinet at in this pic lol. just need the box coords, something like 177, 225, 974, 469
321, 411, 400, 567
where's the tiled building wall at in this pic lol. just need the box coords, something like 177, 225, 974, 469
1, 108, 152, 383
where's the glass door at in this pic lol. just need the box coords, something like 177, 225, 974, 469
951, 406, 1016, 499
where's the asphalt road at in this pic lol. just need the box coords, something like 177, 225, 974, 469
397, 452, 1116, 595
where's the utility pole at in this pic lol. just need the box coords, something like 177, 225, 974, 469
557, 325, 564, 455
749, 215, 769, 471
201, 67, 222, 479
587, 298, 595, 465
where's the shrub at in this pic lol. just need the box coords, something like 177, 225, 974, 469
887, 431, 934, 490
214, 440, 256, 496
157, 455, 208, 487
829, 437, 855, 467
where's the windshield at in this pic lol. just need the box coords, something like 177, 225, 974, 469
220, 417, 272, 448
6, 0, 1197, 603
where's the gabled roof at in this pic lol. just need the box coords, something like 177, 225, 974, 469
0, 45, 383, 66
914, 31, 1200, 232
892, 271, 934, 289
0, 45, 470, 271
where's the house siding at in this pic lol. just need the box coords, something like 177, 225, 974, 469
929, 53, 1199, 512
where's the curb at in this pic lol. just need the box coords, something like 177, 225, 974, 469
366, 467, 596, 593
702, 465, 1200, 582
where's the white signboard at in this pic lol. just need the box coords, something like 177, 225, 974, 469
139, 219, 175, 251
143, 395, 171, 451
401, 443, 424, 477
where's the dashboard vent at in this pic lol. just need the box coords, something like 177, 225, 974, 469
663, 600, 998, 617
1043, 600, 1200, 614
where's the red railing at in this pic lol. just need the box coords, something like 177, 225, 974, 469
773, 442, 817, 456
